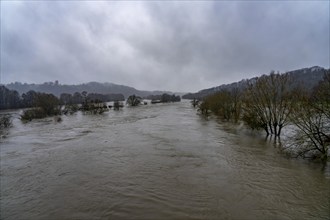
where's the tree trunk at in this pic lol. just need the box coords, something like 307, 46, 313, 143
264, 126, 270, 136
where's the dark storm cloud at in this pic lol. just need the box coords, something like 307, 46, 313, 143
1, 1, 329, 92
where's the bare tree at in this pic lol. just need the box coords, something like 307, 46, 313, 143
288, 70, 330, 160
191, 98, 199, 108
197, 88, 242, 122
242, 72, 297, 137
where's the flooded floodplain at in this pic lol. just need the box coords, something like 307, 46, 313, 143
1, 101, 329, 219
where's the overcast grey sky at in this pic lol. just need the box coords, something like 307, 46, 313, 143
1, 1, 329, 92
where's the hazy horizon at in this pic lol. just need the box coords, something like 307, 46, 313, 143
2, 65, 328, 94
1, 1, 329, 92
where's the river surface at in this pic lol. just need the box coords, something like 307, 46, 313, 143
1, 101, 330, 220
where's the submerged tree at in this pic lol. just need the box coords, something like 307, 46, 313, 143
21, 93, 61, 121
62, 104, 79, 115
126, 95, 142, 106
35, 93, 61, 116
197, 99, 211, 117
80, 92, 108, 114
0, 114, 12, 138
191, 98, 199, 108
197, 88, 242, 122
242, 72, 298, 137
0, 114, 12, 129
113, 100, 124, 110
288, 71, 330, 161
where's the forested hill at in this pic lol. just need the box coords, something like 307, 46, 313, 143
182, 66, 329, 99
5, 81, 168, 98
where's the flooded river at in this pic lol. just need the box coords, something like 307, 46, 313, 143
1, 101, 329, 219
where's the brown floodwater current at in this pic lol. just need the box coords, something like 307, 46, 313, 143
1, 101, 329, 219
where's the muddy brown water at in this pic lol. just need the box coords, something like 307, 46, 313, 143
1, 101, 329, 219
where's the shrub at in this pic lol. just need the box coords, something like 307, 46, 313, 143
20, 93, 61, 121
126, 95, 142, 106
62, 104, 79, 115
0, 115, 12, 129
81, 100, 108, 114
21, 108, 47, 121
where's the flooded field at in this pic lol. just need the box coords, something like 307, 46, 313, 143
1, 101, 329, 219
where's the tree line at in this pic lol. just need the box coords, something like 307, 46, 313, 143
194, 70, 330, 161
0, 86, 182, 124
0, 88, 126, 122
147, 93, 181, 103
125, 93, 181, 107
0, 87, 124, 110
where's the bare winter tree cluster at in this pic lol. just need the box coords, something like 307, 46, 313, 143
288, 71, 330, 160
243, 72, 298, 137
197, 70, 330, 161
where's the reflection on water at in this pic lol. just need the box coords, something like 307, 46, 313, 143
1, 101, 329, 219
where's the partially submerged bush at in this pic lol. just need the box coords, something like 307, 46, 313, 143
62, 104, 79, 115
284, 129, 329, 162
21, 108, 47, 121
0, 114, 12, 129
81, 100, 109, 114
286, 71, 330, 161
197, 100, 211, 117
20, 93, 61, 121
126, 95, 142, 106
191, 99, 200, 108
0, 114, 12, 138
113, 101, 124, 110
35, 93, 61, 116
